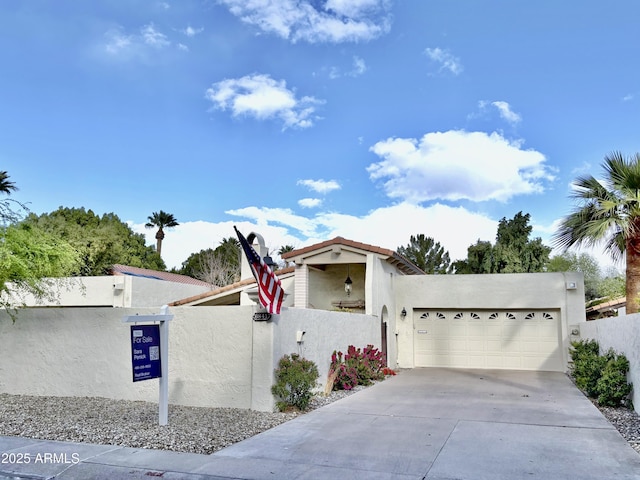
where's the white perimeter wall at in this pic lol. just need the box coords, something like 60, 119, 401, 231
579, 315, 640, 413
0, 306, 380, 412
272, 309, 381, 393
0, 307, 255, 409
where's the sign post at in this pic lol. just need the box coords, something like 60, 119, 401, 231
122, 305, 173, 426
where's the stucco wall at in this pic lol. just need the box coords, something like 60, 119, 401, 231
272, 309, 380, 393
579, 315, 640, 413
5, 276, 210, 308
0, 306, 256, 409
0, 306, 381, 412
394, 272, 586, 370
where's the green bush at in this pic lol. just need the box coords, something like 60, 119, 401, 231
569, 340, 633, 407
271, 354, 319, 412
596, 349, 633, 407
570, 340, 606, 397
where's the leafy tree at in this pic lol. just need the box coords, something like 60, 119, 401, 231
553, 152, 640, 312
547, 252, 602, 301
397, 234, 450, 273
145, 210, 179, 258
23, 207, 165, 275
598, 274, 625, 302
451, 240, 493, 274
0, 175, 80, 313
0, 223, 80, 310
453, 212, 550, 273
179, 237, 240, 286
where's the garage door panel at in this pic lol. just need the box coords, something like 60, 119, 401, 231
414, 309, 563, 372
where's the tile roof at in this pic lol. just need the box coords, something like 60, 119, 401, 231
281, 237, 424, 275
170, 266, 296, 306
110, 264, 213, 288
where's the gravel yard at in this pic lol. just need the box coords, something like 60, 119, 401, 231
0, 388, 363, 455
0, 384, 638, 456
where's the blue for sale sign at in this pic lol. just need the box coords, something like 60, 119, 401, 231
131, 324, 161, 382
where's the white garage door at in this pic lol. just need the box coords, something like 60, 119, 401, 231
414, 309, 563, 371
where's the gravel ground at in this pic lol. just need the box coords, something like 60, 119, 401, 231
0, 387, 365, 455
0, 384, 638, 456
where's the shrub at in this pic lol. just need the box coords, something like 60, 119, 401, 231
569, 340, 633, 407
596, 349, 633, 407
330, 344, 387, 390
570, 339, 606, 397
271, 354, 319, 412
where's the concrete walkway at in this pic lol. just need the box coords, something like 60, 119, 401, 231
1, 368, 639, 479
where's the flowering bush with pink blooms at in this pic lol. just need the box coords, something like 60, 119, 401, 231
330, 345, 387, 391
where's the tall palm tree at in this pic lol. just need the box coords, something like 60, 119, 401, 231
553, 151, 640, 313
145, 211, 179, 258
0, 171, 17, 195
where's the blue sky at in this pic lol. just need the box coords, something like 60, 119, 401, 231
2, 1, 639, 270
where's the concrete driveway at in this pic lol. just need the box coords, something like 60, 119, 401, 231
207, 368, 640, 479
1, 368, 639, 479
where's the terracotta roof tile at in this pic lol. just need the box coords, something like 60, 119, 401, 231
281, 237, 424, 275
111, 264, 213, 288
170, 266, 295, 306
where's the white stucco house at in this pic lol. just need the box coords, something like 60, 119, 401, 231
173, 235, 585, 373
0, 233, 586, 412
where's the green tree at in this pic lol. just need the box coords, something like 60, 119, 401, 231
24, 207, 165, 275
178, 237, 240, 286
0, 171, 17, 195
278, 245, 295, 268
451, 240, 493, 274
145, 210, 179, 258
547, 252, 602, 301
0, 223, 80, 309
0, 176, 80, 313
397, 234, 450, 273
453, 212, 550, 273
553, 152, 640, 313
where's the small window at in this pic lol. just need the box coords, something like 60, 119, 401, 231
436, 312, 446, 320
525, 312, 535, 320
454, 312, 464, 320
489, 312, 499, 320
506, 312, 516, 320
542, 312, 553, 320
420, 313, 429, 319
470, 312, 480, 320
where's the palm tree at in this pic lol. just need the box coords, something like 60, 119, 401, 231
0, 171, 17, 195
145, 211, 179, 258
553, 151, 640, 313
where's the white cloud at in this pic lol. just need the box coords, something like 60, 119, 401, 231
104, 24, 174, 58
622, 93, 635, 102
183, 25, 204, 37
224, 202, 496, 263
424, 47, 463, 75
368, 130, 553, 203
141, 23, 170, 48
328, 56, 367, 79
491, 101, 521, 125
205, 74, 323, 129
297, 179, 341, 193
298, 198, 322, 208
218, 0, 391, 43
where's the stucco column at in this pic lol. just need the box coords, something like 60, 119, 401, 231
250, 313, 275, 411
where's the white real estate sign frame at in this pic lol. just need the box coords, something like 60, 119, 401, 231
122, 305, 174, 426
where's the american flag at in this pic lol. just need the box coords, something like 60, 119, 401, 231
234, 226, 284, 314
